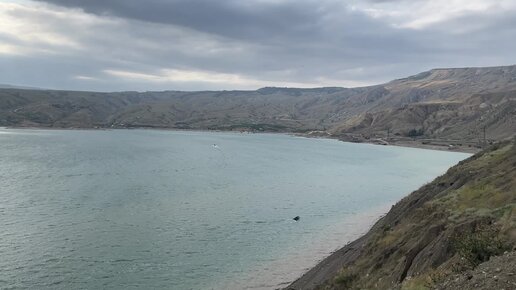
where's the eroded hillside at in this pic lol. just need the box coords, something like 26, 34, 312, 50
1, 65, 516, 144
332, 90, 516, 141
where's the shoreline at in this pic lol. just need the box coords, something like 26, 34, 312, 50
293, 132, 482, 154
1, 126, 479, 154
221, 204, 394, 290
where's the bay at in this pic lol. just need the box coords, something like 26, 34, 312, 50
0, 129, 469, 289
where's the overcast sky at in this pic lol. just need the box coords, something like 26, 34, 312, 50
1, 0, 516, 91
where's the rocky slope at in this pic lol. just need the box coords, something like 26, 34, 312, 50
435, 251, 516, 290
332, 90, 516, 141
286, 139, 516, 290
1, 65, 516, 143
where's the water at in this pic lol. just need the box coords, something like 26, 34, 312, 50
0, 129, 469, 289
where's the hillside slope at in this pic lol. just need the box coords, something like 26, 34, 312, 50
332, 90, 516, 141
1, 65, 516, 143
287, 139, 516, 290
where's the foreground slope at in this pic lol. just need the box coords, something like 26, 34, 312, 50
1, 65, 515, 143
287, 139, 516, 290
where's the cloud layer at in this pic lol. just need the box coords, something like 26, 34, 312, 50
0, 0, 515, 91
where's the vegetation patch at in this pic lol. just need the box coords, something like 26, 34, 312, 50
401, 268, 448, 290
334, 267, 358, 288
406, 128, 424, 137
452, 223, 510, 268
456, 184, 514, 210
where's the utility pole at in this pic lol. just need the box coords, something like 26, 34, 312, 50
483, 125, 487, 147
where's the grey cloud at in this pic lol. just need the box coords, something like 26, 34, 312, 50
40, 1, 425, 63
35, 0, 324, 41
2, 0, 516, 91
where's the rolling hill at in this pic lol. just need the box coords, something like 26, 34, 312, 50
1, 65, 515, 145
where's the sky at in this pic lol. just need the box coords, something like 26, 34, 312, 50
0, 0, 516, 91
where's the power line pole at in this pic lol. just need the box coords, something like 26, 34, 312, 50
483, 125, 487, 147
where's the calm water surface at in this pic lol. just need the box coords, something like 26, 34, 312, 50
0, 129, 469, 289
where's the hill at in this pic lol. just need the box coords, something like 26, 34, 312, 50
287, 138, 516, 289
333, 90, 516, 141
1, 65, 515, 147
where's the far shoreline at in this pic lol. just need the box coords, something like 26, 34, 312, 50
1, 125, 479, 154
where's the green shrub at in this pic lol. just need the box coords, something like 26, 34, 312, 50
453, 224, 509, 268
406, 128, 424, 137
334, 268, 358, 288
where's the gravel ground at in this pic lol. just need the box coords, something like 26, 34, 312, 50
435, 251, 516, 290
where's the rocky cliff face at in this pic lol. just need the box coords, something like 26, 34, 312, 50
287, 139, 516, 290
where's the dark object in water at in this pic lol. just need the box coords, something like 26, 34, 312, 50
293, 216, 300, 221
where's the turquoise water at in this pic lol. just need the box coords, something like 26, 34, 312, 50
0, 129, 469, 289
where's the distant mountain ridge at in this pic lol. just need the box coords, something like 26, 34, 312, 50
0, 84, 43, 90
1, 65, 515, 144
